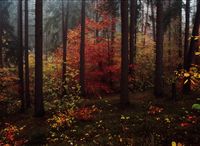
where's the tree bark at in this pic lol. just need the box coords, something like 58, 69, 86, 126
184, 0, 200, 70
18, 0, 25, 111
80, 0, 86, 96
62, 0, 69, 97
120, 0, 129, 106
0, 21, 3, 68
184, 0, 190, 68
130, 0, 137, 66
178, 1, 183, 58
24, 0, 30, 108
168, 0, 172, 67
150, 0, 156, 41
35, 0, 44, 117
143, 0, 149, 46
95, 0, 99, 42
154, 0, 164, 97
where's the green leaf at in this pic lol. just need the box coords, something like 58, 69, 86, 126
192, 104, 200, 110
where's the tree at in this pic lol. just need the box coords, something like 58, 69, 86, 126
62, 0, 69, 97
120, 0, 129, 106
183, 0, 200, 93
130, 0, 137, 67
178, 0, 183, 58
154, 0, 164, 97
184, 0, 190, 67
0, 15, 2, 68
24, 0, 30, 108
95, 0, 99, 41
80, 0, 86, 96
18, 0, 25, 111
150, 0, 156, 41
35, 0, 44, 117
143, 0, 150, 46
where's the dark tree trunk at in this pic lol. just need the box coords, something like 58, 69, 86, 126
35, 0, 44, 117
0, 7, 3, 68
0, 12, 3, 68
178, 1, 183, 58
143, 0, 149, 46
24, 0, 30, 108
110, 17, 115, 58
168, 0, 172, 67
130, 0, 137, 66
95, 0, 99, 42
120, 0, 129, 106
109, 16, 116, 88
184, 0, 190, 67
184, 0, 200, 70
62, 0, 69, 97
141, 4, 144, 33
150, 0, 156, 41
154, 0, 164, 97
18, 0, 25, 112
80, 0, 86, 96
0, 21, 2, 68
183, 0, 200, 94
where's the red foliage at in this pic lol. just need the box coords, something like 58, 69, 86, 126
148, 105, 164, 115
54, 12, 120, 96
179, 122, 191, 127
72, 106, 99, 121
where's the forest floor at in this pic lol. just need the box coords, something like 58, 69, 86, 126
1, 90, 200, 146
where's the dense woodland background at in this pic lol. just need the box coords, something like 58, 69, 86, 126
0, 0, 200, 145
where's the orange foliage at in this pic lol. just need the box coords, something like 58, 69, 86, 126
54, 13, 120, 95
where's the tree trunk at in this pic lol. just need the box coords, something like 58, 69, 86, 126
0, 22, 3, 68
130, 0, 137, 67
0, 10, 3, 68
95, 0, 99, 42
178, 1, 183, 58
168, 0, 172, 68
35, 0, 44, 117
18, 0, 25, 112
109, 16, 116, 88
143, 0, 149, 46
184, 0, 200, 70
154, 0, 164, 97
141, 3, 144, 33
183, 0, 200, 94
80, 0, 86, 96
120, 0, 129, 106
150, 0, 156, 41
24, 0, 30, 108
184, 0, 190, 68
62, 0, 69, 97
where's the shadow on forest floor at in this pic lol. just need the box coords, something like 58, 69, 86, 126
0, 90, 200, 146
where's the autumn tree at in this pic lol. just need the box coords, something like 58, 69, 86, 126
35, 0, 44, 117
80, 0, 86, 96
154, 0, 164, 97
120, 0, 129, 106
